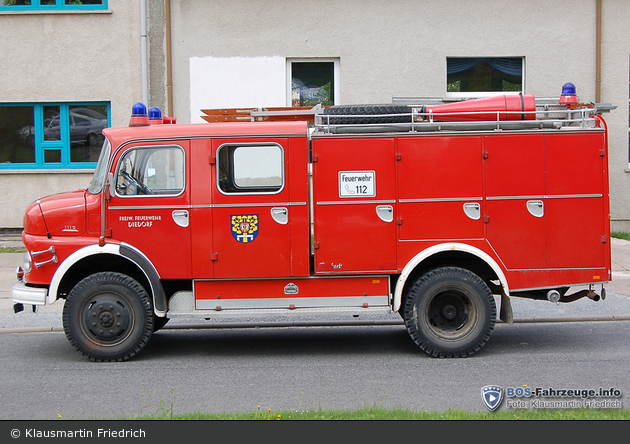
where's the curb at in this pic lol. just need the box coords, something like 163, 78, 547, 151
2, 314, 630, 334
0, 326, 64, 334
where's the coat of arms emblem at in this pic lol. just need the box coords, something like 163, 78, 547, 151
231, 214, 259, 243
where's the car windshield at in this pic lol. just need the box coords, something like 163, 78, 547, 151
87, 139, 111, 195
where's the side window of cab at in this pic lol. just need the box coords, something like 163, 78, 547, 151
217, 143, 284, 194
115, 146, 185, 197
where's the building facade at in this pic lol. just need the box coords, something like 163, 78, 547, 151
0, 0, 141, 229
2, 0, 630, 231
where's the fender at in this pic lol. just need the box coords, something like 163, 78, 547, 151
49, 243, 121, 304
48, 242, 166, 316
119, 242, 167, 316
392, 242, 510, 312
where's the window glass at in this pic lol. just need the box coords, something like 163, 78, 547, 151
218, 144, 284, 194
0, 105, 36, 163
0, 102, 109, 168
116, 147, 185, 197
447, 57, 523, 94
44, 149, 61, 163
290, 61, 335, 107
88, 139, 110, 194
69, 104, 108, 162
43, 106, 61, 142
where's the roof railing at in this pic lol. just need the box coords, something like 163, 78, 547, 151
313, 105, 606, 134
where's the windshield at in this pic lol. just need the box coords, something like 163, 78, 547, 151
87, 139, 112, 195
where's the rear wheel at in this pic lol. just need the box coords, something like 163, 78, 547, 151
403, 267, 496, 358
62, 272, 154, 362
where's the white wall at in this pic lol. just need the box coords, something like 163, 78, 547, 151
189, 56, 286, 123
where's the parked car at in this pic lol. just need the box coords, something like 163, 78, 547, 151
18, 110, 107, 147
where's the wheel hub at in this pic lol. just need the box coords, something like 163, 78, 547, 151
442, 304, 457, 320
82, 295, 132, 342
98, 309, 115, 328
428, 292, 470, 333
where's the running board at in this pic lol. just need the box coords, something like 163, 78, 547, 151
167, 306, 393, 319
167, 291, 392, 318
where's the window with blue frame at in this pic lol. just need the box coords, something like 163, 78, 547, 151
0, 1, 106, 10
0, 103, 110, 168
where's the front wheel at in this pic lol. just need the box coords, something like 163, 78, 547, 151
62, 272, 154, 362
403, 267, 496, 358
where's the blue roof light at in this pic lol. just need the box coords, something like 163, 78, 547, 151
561, 82, 576, 96
131, 102, 147, 117
148, 106, 163, 120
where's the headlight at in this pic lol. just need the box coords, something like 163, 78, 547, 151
23, 251, 32, 274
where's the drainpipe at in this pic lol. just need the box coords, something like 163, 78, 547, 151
141, 0, 149, 105
596, 0, 602, 102
165, 0, 174, 116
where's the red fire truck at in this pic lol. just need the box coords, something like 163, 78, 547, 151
12, 86, 612, 361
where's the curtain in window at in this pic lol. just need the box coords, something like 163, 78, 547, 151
447, 58, 522, 77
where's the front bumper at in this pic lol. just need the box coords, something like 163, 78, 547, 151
12, 281, 48, 306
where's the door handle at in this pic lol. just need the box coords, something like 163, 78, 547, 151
463, 202, 481, 221
172, 210, 189, 228
376, 205, 394, 223
527, 200, 544, 218
271, 207, 288, 225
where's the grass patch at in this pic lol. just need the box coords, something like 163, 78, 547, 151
115, 407, 630, 421
611, 231, 630, 241
0, 246, 25, 253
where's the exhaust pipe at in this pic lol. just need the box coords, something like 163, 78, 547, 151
586, 291, 601, 302
560, 289, 600, 303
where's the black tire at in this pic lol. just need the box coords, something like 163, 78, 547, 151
62, 272, 154, 362
322, 104, 411, 125
403, 267, 496, 358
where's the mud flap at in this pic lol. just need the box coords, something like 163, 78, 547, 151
500, 292, 513, 325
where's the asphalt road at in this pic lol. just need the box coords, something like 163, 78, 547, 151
0, 320, 628, 420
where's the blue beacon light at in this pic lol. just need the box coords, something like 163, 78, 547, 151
148, 106, 163, 125
132, 102, 147, 117
559, 82, 578, 104
129, 102, 150, 126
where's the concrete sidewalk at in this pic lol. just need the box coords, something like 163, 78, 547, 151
1, 238, 629, 331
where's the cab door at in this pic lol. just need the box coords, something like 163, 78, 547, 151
107, 142, 191, 278
210, 138, 294, 278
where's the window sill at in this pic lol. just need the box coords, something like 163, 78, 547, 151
0, 169, 94, 174
0, 9, 111, 16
